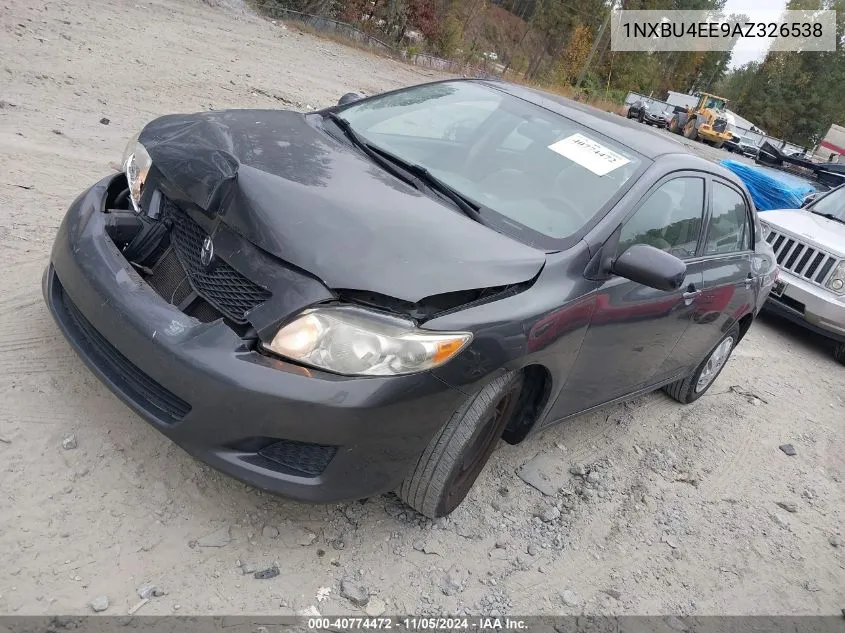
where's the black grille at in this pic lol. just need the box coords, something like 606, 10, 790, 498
165, 201, 271, 324
146, 247, 193, 306
256, 439, 338, 477
58, 281, 191, 424
713, 118, 728, 133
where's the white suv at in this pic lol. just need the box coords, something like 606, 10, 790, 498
760, 185, 845, 364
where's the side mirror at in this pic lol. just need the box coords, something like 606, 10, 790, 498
338, 92, 363, 106
611, 244, 686, 291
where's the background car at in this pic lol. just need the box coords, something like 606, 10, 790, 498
760, 184, 845, 363
626, 100, 667, 127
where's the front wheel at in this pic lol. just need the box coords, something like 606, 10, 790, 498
664, 325, 740, 404
834, 342, 845, 365
684, 123, 698, 141
398, 371, 524, 518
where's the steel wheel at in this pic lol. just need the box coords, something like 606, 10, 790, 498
695, 336, 734, 393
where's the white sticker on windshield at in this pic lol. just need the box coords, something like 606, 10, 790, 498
547, 133, 630, 176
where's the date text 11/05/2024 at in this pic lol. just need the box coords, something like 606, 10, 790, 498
307, 617, 528, 630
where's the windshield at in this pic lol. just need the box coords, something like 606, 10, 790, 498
336, 81, 643, 243
811, 185, 845, 223
703, 96, 726, 110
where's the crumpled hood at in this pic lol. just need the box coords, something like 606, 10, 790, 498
139, 110, 546, 303
762, 209, 845, 257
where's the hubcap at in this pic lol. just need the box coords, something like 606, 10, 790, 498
696, 336, 734, 393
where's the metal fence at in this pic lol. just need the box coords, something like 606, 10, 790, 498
253, 4, 497, 78
623, 91, 805, 157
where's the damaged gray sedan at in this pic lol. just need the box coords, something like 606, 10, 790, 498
44, 80, 775, 517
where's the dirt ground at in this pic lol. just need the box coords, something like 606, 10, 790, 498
1, 0, 844, 618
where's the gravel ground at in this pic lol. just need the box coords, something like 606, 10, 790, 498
1, 0, 844, 617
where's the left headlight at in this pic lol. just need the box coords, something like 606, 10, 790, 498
826, 261, 845, 294
262, 305, 473, 376
121, 132, 152, 213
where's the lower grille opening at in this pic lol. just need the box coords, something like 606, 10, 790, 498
241, 439, 338, 478
771, 293, 805, 314
55, 276, 191, 424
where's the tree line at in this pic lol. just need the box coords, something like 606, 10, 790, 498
255, 0, 844, 146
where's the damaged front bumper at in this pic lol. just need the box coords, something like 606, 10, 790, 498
43, 175, 466, 502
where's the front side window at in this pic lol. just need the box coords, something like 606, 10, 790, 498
617, 177, 705, 259
705, 183, 750, 254
336, 81, 644, 243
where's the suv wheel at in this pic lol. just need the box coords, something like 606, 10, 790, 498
664, 325, 740, 404
834, 342, 845, 365
398, 371, 524, 518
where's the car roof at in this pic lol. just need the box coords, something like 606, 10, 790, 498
477, 79, 690, 160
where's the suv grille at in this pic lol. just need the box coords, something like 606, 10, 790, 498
765, 228, 839, 286
165, 200, 271, 324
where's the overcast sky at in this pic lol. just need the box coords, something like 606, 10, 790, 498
723, 0, 790, 68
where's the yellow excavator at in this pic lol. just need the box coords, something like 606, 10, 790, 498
668, 92, 733, 149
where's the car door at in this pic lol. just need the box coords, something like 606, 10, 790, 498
663, 178, 755, 372
550, 174, 709, 419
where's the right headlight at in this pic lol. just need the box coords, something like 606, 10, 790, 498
121, 132, 152, 213
262, 305, 472, 376
826, 261, 845, 294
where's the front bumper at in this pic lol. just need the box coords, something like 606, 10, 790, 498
698, 125, 731, 142
763, 269, 845, 343
44, 176, 466, 502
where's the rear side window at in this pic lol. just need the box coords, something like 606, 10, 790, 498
617, 177, 705, 259
705, 183, 750, 254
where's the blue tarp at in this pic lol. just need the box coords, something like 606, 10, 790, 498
720, 160, 816, 211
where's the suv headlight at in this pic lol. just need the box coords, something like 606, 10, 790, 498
827, 261, 845, 294
121, 133, 152, 213
263, 305, 472, 376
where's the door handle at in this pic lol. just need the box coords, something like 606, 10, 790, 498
744, 273, 753, 289
682, 289, 702, 306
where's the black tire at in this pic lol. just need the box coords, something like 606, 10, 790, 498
684, 122, 698, 141
713, 141, 724, 149
834, 342, 845, 365
663, 325, 740, 404
398, 370, 524, 518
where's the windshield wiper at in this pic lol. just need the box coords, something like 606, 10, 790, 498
324, 112, 487, 225
365, 143, 488, 224
812, 211, 845, 225
325, 112, 426, 190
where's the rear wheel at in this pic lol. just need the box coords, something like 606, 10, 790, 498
684, 122, 698, 141
669, 117, 680, 134
664, 325, 740, 404
834, 342, 845, 365
398, 371, 524, 518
